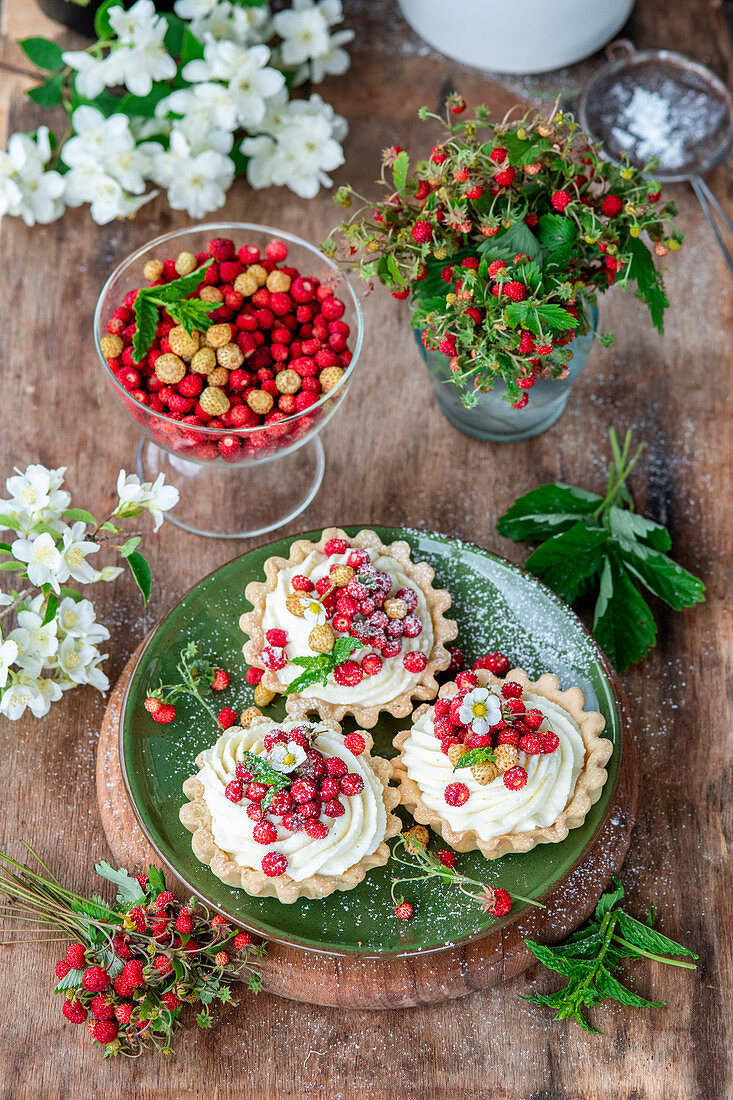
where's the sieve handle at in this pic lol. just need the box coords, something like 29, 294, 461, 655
605, 39, 635, 62
691, 177, 733, 277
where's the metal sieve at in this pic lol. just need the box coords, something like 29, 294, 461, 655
579, 40, 733, 274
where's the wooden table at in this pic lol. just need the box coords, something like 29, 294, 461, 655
0, 1, 731, 1096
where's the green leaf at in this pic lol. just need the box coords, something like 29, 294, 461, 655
331, 636, 363, 664
150, 259, 212, 301
197, 1010, 213, 1028
64, 508, 97, 526
0, 515, 20, 531
126, 551, 152, 604
54, 967, 86, 993
147, 865, 166, 897
496, 483, 603, 542
386, 254, 406, 288
596, 966, 665, 1008
100, 521, 122, 533
393, 150, 409, 193
120, 536, 141, 559
94, 861, 145, 905
95, 0, 120, 38
526, 523, 610, 604
537, 213, 577, 269
181, 26, 205, 64
27, 73, 64, 107
41, 592, 58, 627
627, 236, 668, 333
478, 220, 544, 266
615, 913, 698, 959
595, 876, 624, 921
132, 296, 159, 364
453, 748, 496, 771
607, 507, 671, 552
165, 297, 219, 335
543, 928, 603, 958
613, 539, 705, 611
162, 11, 185, 55
524, 940, 594, 978
592, 556, 657, 671
71, 897, 114, 921
118, 83, 171, 119
19, 36, 64, 71
534, 304, 579, 331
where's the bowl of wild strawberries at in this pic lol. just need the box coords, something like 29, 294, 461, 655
94, 224, 363, 468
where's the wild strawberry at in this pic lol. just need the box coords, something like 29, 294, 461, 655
261, 851, 288, 877
325, 756, 348, 779
144, 696, 162, 716
503, 766, 528, 790
319, 777, 341, 801
456, 670, 478, 691
344, 732, 366, 756
542, 731, 560, 753
299, 800, 321, 819
518, 374, 536, 390
245, 667, 263, 687
66, 943, 87, 970
82, 966, 109, 993
127, 906, 147, 933
209, 237, 235, 262
333, 659, 363, 687
465, 731, 492, 749
55, 959, 71, 980
253, 820, 278, 844
152, 702, 176, 724
486, 887, 512, 917
340, 773, 364, 796
90, 1018, 118, 1044
501, 682, 523, 699
211, 668, 230, 691
246, 781, 268, 802
523, 708, 544, 731
176, 908, 194, 934
496, 728, 520, 748
489, 146, 507, 164
156, 891, 175, 910
551, 190, 572, 212
281, 812, 306, 832
113, 977, 132, 997
518, 733, 543, 754
291, 777, 318, 803
62, 999, 87, 1024
395, 902, 413, 920
161, 992, 182, 1011
504, 281, 527, 302
438, 849, 456, 870
447, 646, 463, 674
429, 146, 447, 163
494, 167, 516, 187
265, 628, 288, 648
153, 955, 173, 975
602, 194, 623, 217
225, 780, 244, 803
479, 652, 511, 676
403, 651, 428, 674
262, 645, 287, 671
218, 707, 237, 729
439, 334, 457, 357
91, 994, 115, 1021
402, 615, 423, 638
324, 799, 345, 818
114, 1002, 133, 1024
505, 697, 525, 715
305, 819, 329, 839
269, 790, 293, 816
444, 782, 470, 807
411, 220, 433, 244
323, 537, 349, 555
234, 931, 253, 950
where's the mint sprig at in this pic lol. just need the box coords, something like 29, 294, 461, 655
522, 876, 697, 1032
132, 260, 219, 362
239, 751, 291, 810
453, 748, 496, 771
285, 636, 364, 695
496, 428, 705, 671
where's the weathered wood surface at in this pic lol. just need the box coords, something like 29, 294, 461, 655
0, 0, 731, 1096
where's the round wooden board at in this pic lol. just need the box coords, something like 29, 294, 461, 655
96, 645, 639, 1009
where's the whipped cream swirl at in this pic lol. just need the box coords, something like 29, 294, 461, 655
195, 717, 388, 882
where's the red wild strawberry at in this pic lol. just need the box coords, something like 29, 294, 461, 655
246, 667, 263, 685
518, 374, 536, 390
265, 628, 288, 648
91, 994, 115, 1021
211, 668, 230, 691
127, 906, 147, 933
465, 184, 484, 200
225, 780, 243, 803
305, 820, 329, 839
519, 733, 543, 754
261, 851, 288, 877
66, 943, 87, 970
340, 773, 364, 796
494, 167, 516, 187
411, 220, 433, 244
292, 573, 314, 591
504, 281, 527, 303
456, 670, 478, 691
262, 645, 287, 671
501, 681, 523, 699
488, 887, 512, 916
319, 777, 341, 801
152, 702, 176, 724
161, 992, 182, 1011
444, 782, 470, 807
55, 959, 71, 980
246, 781, 268, 802
477, 652, 511, 676
291, 777, 318, 803
333, 659, 363, 687
503, 766, 528, 791
505, 697, 526, 715
218, 707, 237, 729
403, 651, 427, 674
144, 696, 162, 715
253, 820, 278, 844
115, 1002, 133, 1024
438, 334, 457, 357
282, 812, 305, 832
89, 1018, 118, 1044
602, 194, 623, 217
153, 955, 173, 975
114, 977, 133, 999
176, 909, 194, 934
395, 902, 413, 920
156, 891, 175, 909
324, 799, 345, 818
438, 849, 456, 870
234, 931, 253, 950
325, 756, 348, 778
269, 790, 293, 816
82, 966, 109, 993
323, 537, 349, 555
62, 999, 87, 1024
542, 731, 560, 753
344, 732, 366, 756
465, 731, 492, 749
523, 708, 544, 731
447, 646, 464, 674
496, 728, 520, 748
489, 146, 507, 164
551, 190, 572, 212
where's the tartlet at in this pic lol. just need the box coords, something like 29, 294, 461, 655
392, 667, 612, 860
180, 715, 401, 903
240, 527, 457, 728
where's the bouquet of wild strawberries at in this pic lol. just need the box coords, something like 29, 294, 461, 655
326, 98, 681, 409
0, 849, 264, 1058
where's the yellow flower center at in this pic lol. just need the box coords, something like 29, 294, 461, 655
472, 701, 487, 719
68, 548, 86, 566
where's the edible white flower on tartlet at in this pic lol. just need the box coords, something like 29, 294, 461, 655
303, 599, 327, 625
458, 688, 502, 734
268, 740, 308, 774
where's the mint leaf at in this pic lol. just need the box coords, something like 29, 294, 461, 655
596, 967, 664, 1008
150, 259, 212, 301
614, 539, 705, 611
524, 941, 594, 979
595, 876, 624, 921
94, 861, 145, 905
132, 296, 159, 363
497, 483, 602, 542
19, 36, 64, 71
525, 523, 609, 603
126, 551, 152, 604
393, 150, 409, 193
165, 297, 219, 336
615, 913, 698, 959
453, 748, 496, 771
593, 556, 657, 671
627, 236, 669, 333
607, 507, 671, 552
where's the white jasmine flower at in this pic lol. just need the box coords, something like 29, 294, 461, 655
2, 464, 70, 531
173, 0, 219, 19
11, 532, 66, 593
29, 676, 64, 717
8, 609, 58, 678
183, 40, 284, 129
152, 130, 234, 219
86, 650, 110, 693
458, 688, 502, 735
93, 565, 124, 583
57, 596, 110, 645
0, 675, 43, 721
242, 93, 346, 199
61, 50, 124, 100
54, 635, 99, 686
268, 740, 308, 774
59, 522, 100, 584
0, 127, 65, 227
182, 37, 253, 82
302, 598, 327, 625
184, 1, 269, 46
274, 0, 353, 84
115, 470, 179, 531
0, 638, 18, 689
63, 108, 158, 195
64, 163, 156, 225
157, 84, 239, 140
108, 0, 162, 43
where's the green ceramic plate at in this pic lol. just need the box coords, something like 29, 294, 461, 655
120, 526, 621, 957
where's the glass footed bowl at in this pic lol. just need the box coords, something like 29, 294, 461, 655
94, 222, 363, 539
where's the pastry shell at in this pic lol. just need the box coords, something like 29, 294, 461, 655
240, 527, 457, 729
392, 668, 613, 860
180, 727, 402, 903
